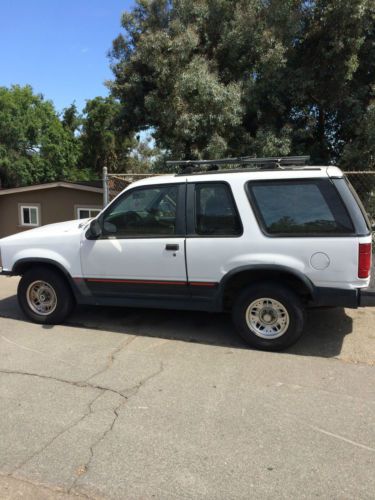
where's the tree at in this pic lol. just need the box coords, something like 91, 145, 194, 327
109, 0, 245, 159
126, 133, 163, 173
79, 96, 135, 175
288, 0, 375, 164
0, 85, 83, 187
78, 96, 162, 176
341, 104, 375, 170
108, 0, 375, 168
61, 102, 81, 135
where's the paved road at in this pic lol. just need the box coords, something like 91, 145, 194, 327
0, 277, 374, 499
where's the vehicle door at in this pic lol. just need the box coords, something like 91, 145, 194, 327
80, 183, 189, 300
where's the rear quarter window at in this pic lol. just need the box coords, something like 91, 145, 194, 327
195, 183, 242, 236
246, 179, 355, 236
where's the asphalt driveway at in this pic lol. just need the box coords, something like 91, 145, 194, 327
0, 276, 374, 499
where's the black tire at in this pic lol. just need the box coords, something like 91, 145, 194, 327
231, 283, 305, 351
17, 266, 74, 324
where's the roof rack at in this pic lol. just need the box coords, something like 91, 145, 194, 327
166, 155, 310, 173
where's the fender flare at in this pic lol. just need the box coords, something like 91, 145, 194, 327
12, 257, 71, 277
11, 257, 81, 300
215, 264, 316, 308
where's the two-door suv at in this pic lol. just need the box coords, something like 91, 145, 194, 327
1, 156, 374, 350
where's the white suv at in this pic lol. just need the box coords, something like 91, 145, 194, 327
1, 157, 374, 350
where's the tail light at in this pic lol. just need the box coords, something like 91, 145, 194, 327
358, 243, 372, 279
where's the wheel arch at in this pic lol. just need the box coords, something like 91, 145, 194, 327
13, 258, 78, 301
218, 265, 315, 310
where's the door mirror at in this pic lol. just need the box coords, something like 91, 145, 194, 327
86, 219, 102, 240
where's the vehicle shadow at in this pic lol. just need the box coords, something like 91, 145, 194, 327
0, 293, 353, 358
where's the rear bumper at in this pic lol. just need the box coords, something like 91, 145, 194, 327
358, 288, 375, 307
311, 287, 375, 308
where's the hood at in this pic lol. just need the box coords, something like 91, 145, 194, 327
0, 219, 90, 243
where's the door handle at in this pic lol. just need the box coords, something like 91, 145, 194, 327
165, 244, 179, 251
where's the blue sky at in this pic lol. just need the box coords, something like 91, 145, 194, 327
0, 0, 134, 113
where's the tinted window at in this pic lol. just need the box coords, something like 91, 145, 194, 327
103, 185, 179, 237
248, 180, 354, 235
195, 183, 242, 236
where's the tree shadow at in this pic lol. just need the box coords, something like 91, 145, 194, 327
0, 293, 353, 358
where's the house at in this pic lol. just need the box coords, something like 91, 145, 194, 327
0, 181, 103, 238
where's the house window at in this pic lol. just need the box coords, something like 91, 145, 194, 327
76, 207, 101, 219
20, 205, 40, 227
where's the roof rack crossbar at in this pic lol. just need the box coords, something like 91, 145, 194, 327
166, 155, 310, 170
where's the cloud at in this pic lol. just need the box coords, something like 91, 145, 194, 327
81, 47, 89, 54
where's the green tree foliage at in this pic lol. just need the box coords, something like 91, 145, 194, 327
289, 0, 375, 164
0, 87, 160, 188
0, 85, 83, 188
109, 0, 375, 168
61, 102, 81, 135
60, 102, 96, 181
77, 97, 162, 176
2, 2, 374, 190
79, 96, 136, 175
126, 133, 163, 173
341, 104, 375, 170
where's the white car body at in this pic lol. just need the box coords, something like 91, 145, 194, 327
0, 165, 373, 315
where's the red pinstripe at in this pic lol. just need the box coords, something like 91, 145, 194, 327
74, 278, 217, 287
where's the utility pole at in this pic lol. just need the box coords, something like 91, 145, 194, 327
102, 166, 108, 207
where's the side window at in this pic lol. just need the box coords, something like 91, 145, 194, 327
195, 183, 242, 236
102, 185, 179, 237
248, 180, 354, 235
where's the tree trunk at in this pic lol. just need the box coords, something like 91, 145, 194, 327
317, 106, 328, 162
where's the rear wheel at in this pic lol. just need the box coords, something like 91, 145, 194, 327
232, 283, 305, 351
18, 267, 74, 324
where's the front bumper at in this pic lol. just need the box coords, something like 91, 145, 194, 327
0, 269, 13, 276
311, 287, 375, 308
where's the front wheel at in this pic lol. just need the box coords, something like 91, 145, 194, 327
18, 267, 74, 324
232, 283, 305, 351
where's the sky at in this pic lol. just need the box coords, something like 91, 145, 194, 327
0, 0, 134, 113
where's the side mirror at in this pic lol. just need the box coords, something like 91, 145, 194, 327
86, 219, 102, 240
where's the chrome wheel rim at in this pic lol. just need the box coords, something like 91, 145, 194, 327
246, 298, 290, 339
26, 281, 57, 316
